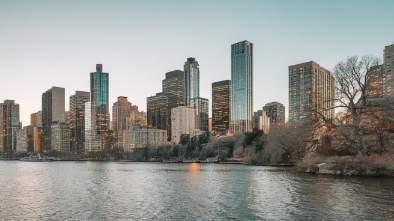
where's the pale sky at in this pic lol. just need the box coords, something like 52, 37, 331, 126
1, 0, 393, 127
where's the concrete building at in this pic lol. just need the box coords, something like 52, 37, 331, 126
288, 61, 335, 125
112, 96, 132, 148
70, 91, 90, 153
184, 58, 200, 107
230, 40, 253, 134
30, 111, 42, 127
263, 102, 285, 128
16, 128, 27, 153
51, 122, 70, 152
0, 100, 21, 155
212, 80, 231, 135
366, 65, 384, 98
383, 44, 394, 96
85, 102, 101, 152
171, 106, 196, 144
252, 110, 270, 134
42, 86, 65, 151
123, 126, 169, 151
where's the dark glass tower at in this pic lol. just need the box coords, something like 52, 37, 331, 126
70, 91, 90, 153
212, 80, 231, 134
184, 58, 200, 107
90, 64, 110, 135
0, 100, 21, 155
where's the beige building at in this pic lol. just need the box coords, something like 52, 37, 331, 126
123, 126, 169, 151
112, 96, 133, 148
289, 61, 335, 124
171, 106, 196, 144
51, 122, 70, 152
366, 65, 384, 97
383, 44, 394, 96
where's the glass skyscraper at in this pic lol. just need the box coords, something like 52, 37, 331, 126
212, 80, 231, 134
70, 91, 90, 153
90, 64, 109, 135
184, 57, 200, 107
230, 40, 253, 134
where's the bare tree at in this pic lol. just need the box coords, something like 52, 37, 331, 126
333, 55, 381, 154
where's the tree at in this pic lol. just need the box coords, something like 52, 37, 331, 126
333, 55, 381, 154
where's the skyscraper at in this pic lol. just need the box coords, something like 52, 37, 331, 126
263, 102, 286, 128
30, 111, 42, 127
212, 80, 231, 134
184, 57, 200, 107
112, 96, 132, 148
171, 106, 196, 144
163, 70, 185, 107
366, 65, 384, 97
383, 44, 394, 96
70, 91, 90, 153
288, 61, 335, 125
0, 100, 21, 155
192, 97, 209, 132
230, 40, 253, 134
90, 64, 110, 135
42, 86, 65, 151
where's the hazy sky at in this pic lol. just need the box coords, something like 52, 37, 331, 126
1, 0, 393, 127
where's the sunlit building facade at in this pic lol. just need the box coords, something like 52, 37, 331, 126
0, 100, 21, 155
70, 91, 90, 153
123, 126, 169, 151
171, 106, 196, 144
42, 86, 65, 151
383, 44, 394, 96
230, 40, 253, 134
112, 96, 132, 148
184, 57, 200, 107
51, 122, 70, 152
212, 80, 231, 134
30, 111, 42, 127
288, 61, 335, 124
263, 102, 285, 128
366, 65, 384, 98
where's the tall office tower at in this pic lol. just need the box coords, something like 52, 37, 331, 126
16, 128, 27, 153
31, 111, 42, 127
147, 93, 177, 141
112, 96, 132, 148
163, 70, 185, 107
90, 64, 110, 135
70, 91, 90, 153
0, 100, 21, 155
85, 101, 100, 151
51, 122, 70, 152
263, 102, 286, 128
366, 65, 384, 97
42, 86, 65, 151
383, 44, 394, 96
171, 106, 196, 144
288, 61, 335, 125
184, 57, 200, 107
212, 80, 231, 134
33, 127, 42, 152
230, 40, 253, 134
192, 97, 209, 131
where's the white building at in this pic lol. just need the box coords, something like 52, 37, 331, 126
123, 126, 169, 151
253, 110, 270, 134
84, 102, 101, 152
171, 106, 196, 144
16, 128, 27, 153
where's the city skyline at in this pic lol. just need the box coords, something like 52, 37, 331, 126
1, 0, 394, 127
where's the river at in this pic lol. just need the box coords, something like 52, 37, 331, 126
0, 161, 393, 220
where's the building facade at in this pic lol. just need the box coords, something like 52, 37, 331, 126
16, 128, 27, 153
230, 40, 253, 134
51, 122, 70, 152
90, 64, 110, 135
366, 65, 384, 98
192, 97, 209, 132
212, 80, 231, 134
184, 58, 200, 107
30, 111, 42, 127
252, 110, 270, 134
123, 126, 169, 151
163, 70, 185, 107
0, 100, 21, 155
42, 86, 65, 151
171, 106, 196, 144
70, 91, 90, 153
263, 102, 285, 128
112, 96, 132, 148
383, 44, 394, 96
85, 102, 101, 152
288, 61, 335, 124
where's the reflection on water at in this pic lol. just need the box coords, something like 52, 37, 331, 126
0, 161, 393, 220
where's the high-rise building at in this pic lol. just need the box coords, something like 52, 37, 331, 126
163, 70, 185, 107
288, 61, 335, 125
85, 101, 101, 152
33, 127, 42, 152
253, 110, 270, 134
230, 40, 253, 134
41, 86, 65, 151
112, 96, 132, 148
147, 92, 177, 141
192, 97, 209, 132
212, 80, 231, 134
263, 102, 286, 128
171, 106, 196, 144
383, 44, 394, 96
30, 111, 42, 127
366, 65, 384, 98
90, 64, 110, 135
0, 100, 21, 155
70, 91, 90, 153
51, 122, 70, 152
16, 128, 27, 153
184, 58, 200, 107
